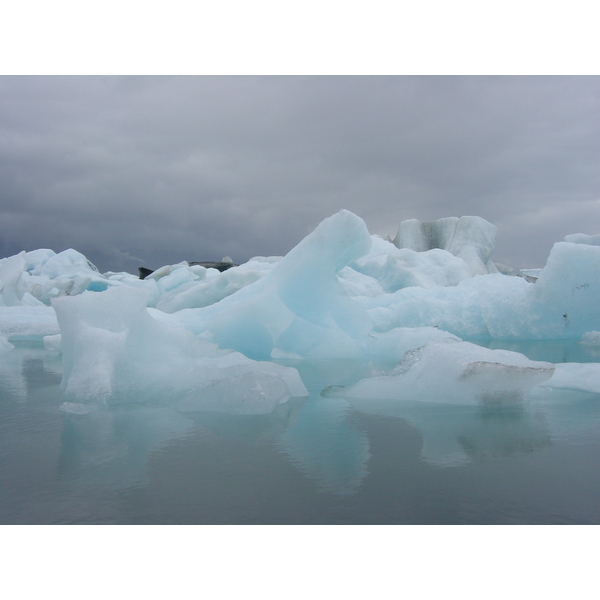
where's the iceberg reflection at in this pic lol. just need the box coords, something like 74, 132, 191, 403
278, 396, 370, 494
338, 386, 600, 467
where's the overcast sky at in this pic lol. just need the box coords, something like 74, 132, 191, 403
1, 75, 599, 273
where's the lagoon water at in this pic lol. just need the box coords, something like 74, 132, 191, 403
2, 340, 600, 525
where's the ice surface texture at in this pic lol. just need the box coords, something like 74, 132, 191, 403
2, 210, 600, 412
53, 285, 307, 413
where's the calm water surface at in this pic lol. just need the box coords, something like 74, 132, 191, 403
1, 341, 599, 524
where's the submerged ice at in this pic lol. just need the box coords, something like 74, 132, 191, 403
1, 210, 600, 414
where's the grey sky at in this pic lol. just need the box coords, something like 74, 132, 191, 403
1, 75, 600, 273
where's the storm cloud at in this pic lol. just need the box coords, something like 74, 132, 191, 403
1, 75, 600, 273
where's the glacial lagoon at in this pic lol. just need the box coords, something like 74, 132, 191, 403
2, 340, 599, 525
3, 211, 600, 524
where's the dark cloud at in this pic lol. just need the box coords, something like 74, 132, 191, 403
1, 75, 600, 272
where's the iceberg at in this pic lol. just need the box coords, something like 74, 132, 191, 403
326, 339, 555, 406
166, 210, 374, 360
347, 234, 474, 292
539, 362, 600, 394
0, 248, 114, 308
362, 239, 600, 340
0, 306, 59, 341
1, 208, 600, 416
53, 285, 307, 413
391, 216, 498, 275
154, 257, 276, 313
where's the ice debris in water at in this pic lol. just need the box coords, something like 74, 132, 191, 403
2, 210, 600, 412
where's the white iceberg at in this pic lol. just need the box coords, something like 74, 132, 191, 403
53, 285, 307, 414
539, 362, 600, 394
363, 239, 600, 340
326, 339, 555, 406
0, 248, 114, 308
167, 209, 374, 360
0, 306, 59, 341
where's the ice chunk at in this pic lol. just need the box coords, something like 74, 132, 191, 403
0, 248, 117, 306
20, 292, 46, 307
579, 331, 600, 345
364, 273, 531, 339
156, 258, 273, 313
52, 285, 308, 413
328, 340, 554, 405
539, 362, 600, 394
392, 216, 498, 275
347, 234, 473, 292
170, 210, 373, 360
337, 264, 386, 298
0, 306, 60, 341
529, 241, 600, 338
363, 237, 600, 340
494, 263, 514, 275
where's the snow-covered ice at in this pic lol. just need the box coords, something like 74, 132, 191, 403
2, 210, 600, 414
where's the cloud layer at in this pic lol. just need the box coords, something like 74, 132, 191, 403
1, 76, 599, 273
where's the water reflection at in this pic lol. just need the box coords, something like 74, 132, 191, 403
0, 343, 61, 403
4, 344, 600, 523
44, 352, 600, 495
528, 387, 600, 443
56, 394, 371, 496
56, 406, 194, 486
278, 396, 370, 494
339, 385, 600, 468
